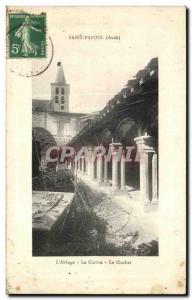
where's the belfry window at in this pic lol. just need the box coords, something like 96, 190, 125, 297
55, 96, 58, 103
61, 105, 64, 110
61, 88, 65, 95
55, 87, 59, 94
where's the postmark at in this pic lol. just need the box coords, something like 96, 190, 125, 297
8, 35, 54, 78
8, 13, 46, 58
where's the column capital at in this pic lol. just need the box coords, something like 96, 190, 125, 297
95, 145, 104, 157
134, 135, 157, 153
87, 145, 94, 152
109, 142, 122, 153
121, 149, 127, 159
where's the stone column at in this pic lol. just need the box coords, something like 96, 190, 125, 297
68, 159, 71, 169
82, 157, 86, 174
85, 157, 88, 175
70, 158, 74, 171
67, 158, 70, 169
56, 162, 59, 172
104, 155, 108, 181
134, 135, 158, 204
86, 157, 89, 176
80, 158, 82, 172
109, 142, 122, 189
87, 146, 95, 180
152, 151, 158, 202
91, 157, 95, 179
97, 151, 103, 182
120, 151, 126, 189
74, 157, 77, 175
64, 160, 68, 169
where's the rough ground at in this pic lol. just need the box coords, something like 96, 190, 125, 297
80, 181, 159, 248
33, 175, 158, 256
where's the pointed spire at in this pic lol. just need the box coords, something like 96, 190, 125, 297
55, 62, 66, 85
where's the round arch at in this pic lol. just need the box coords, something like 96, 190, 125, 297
98, 128, 113, 148
113, 117, 139, 147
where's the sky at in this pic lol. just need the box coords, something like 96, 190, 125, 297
31, 7, 172, 114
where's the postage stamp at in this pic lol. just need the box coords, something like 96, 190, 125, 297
8, 13, 46, 58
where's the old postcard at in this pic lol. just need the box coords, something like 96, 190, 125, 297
6, 6, 186, 294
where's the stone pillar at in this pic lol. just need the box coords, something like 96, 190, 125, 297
74, 157, 77, 175
67, 159, 71, 169
78, 159, 81, 173
134, 135, 158, 204
80, 158, 82, 172
152, 152, 158, 201
97, 151, 103, 182
64, 160, 68, 169
87, 146, 95, 180
67, 158, 70, 170
56, 162, 59, 172
86, 157, 89, 176
82, 157, 86, 173
109, 142, 122, 189
120, 151, 126, 189
91, 158, 95, 179
70, 158, 73, 171
85, 156, 88, 175
104, 155, 108, 181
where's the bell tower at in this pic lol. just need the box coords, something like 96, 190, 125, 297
51, 62, 70, 112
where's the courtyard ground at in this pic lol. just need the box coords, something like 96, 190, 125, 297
32, 170, 158, 256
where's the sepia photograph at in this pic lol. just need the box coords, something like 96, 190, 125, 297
32, 57, 159, 257
6, 6, 186, 294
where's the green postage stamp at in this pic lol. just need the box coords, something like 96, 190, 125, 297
8, 13, 46, 58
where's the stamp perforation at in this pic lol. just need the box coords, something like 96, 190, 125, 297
7, 9, 47, 59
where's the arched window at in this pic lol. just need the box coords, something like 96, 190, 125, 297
55, 96, 58, 103
61, 88, 65, 95
61, 105, 64, 110
55, 87, 59, 94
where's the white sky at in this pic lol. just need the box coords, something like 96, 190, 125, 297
32, 7, 173, 113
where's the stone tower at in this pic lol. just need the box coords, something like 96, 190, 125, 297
51, 62, 70, 112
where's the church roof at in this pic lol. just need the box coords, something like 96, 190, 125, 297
55, 62, 66, 85
32, 100, 52, 111
32, 99, 87, 116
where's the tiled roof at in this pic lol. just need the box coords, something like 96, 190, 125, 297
32, 100, 51, 111
147, 57, 158, 68
68, 57, 158, 145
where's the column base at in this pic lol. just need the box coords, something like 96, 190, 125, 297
97, 179, 104, 186
144, 200, 159, 212
111, 185, 119, 191
152, 197, 159, 204
103, 180, 111, 187
120, 186, 126, 190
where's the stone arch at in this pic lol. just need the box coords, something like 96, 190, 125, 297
99, 128, 113, 148
113, 117, 139, 147
113, 118, 140, 189
88, 133, 100, 147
